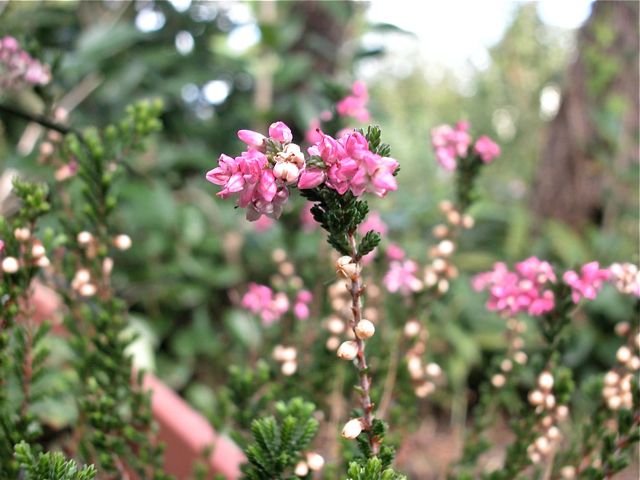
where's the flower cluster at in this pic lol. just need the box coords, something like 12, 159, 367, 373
206, 123, 399, 221
300, 130, 399, 197
563, 262, 610, 303
472, 257, 556, 316
383, 259, 423, 297
241, 282, 290, 326
608, 262, 640, 297
336, 80, 370, 122
430, 121, 500, 171
0, 35, 51, 91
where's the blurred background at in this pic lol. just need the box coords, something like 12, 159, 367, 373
1, 0, 638, 477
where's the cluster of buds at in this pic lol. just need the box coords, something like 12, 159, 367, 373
76, 231, 131, 260
36, 108, 79, 182
269, 248, 312, 320
71, 268, 97, 298
602, 325, 639, 410
0, 35, 51, 91
526, 371, 569, 464
272, 344, 298, 376
336, 318, 375, 361
294, 451, 325, 477
422, 201, 473, 295
491, 318, 528, 388
403, 319, 443, 398
608, 262, 640, 297
430, 121, 500, 171
1, 227, 50, 274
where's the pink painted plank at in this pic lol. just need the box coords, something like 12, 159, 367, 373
143, 373, 245, 480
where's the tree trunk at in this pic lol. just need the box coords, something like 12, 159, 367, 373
531, 1, 639, 234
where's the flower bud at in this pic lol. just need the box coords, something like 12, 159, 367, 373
535, 436, 550, 454
31, 243, 46, 258
237, 129, 267, 150
500, 359, 513, 372
555, 405, 569, 420
281, 360, 297, 376
628, 356, 640, 371
438, 200, 453, 213
438, 240, 455, 256
305, 452, 325, 471
544, 394, 556, 409
415, 380, 435, 398
337, 340, 358, 360
341, 418, 363, 439
14, 227, 31, 242
335, 256, 358, 279
528, 389, 544, 406
491, 374, 506, 388
547, 425, 561, 440
355, 319, 375, 339
77, 231, 93, 245
326, 336, 340, 350
538, 371, 554, 391
560, 466, 576, 479
113, 234, 132, 251
604, 371, 619, 387
2, 256, 19, 274
462, 214, 475, 229
79, 283, 97, 297
614, 322, 630, 336
103, 257, 114, 276
425, 362, 442, 378
273, 161, 300, 184
616, 346, 632, 364
404, 319, 421, 338
294, 461, 309, 477
36, 256, 50, 268
514, 351, 528, 365
432, 224, 448, 238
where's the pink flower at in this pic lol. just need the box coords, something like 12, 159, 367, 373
384, 260, 423, 296
269, 121, 293, 144
305, 119, 323, 144
336, 81, 370, 122
207, 122, 300, 221
242, 283, 289, 325
474, 135, 501, 164
306, 131, 398, 197
0, 239, 4, 253
386, 243, 405, 261
237, 130, 267, 151
293, 290, 313, 320
473, 257, 556, 316
0, 36, 51, 90
563, 262, 610, 303
297, 167, 326, 189
359, 211, 387, 237
430, 122, 472, 171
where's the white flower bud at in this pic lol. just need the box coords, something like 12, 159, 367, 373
528, 451, 541, 464
404, 319, 421, 338
528, 389, 544, 406
501, 359, 513, 372
607, 395, 622, 410
614, 322, 630, 336
491, 374, 506, 388
281, 361, 297, 376
535, 436, 550, 454
103, 257, 114, 276
425, 362, 442, 378
77, 231, 93, 245
335, 255, 358, 279
555, 405, 569, 420
36, 256, 50, 268
31, 243, 46, 258
74, 268, 91, 285
14, 227, 31, 242
113, 234, 132, 251
271, 248, 287, 263
415, 380, 435, 398
432, 258, 447, 272
326, 336, 340, 351
432, 224, 448, 238
547, 426, 561, 440
616, 346, 632, 364
437, 279, 449, 294
355, 319, 375, 339
439, 200, 453, 213
305, 452, 325, 471
423, 268, 438, 287
628, 356, 640, 371
544, 394, 556, 409
514, 351, 528, 365
538, 371, 554, 391
79, 283, 97, 297
446, 210, 461, 226
438, 240, 455, 256
2, 256, 19, 274
294, 461, 309, 477
462, 214, 475, 229
341, 418, 363, 439
337, 340, 358, 361
560, 466, 576, 479
281, 346, 297, 362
